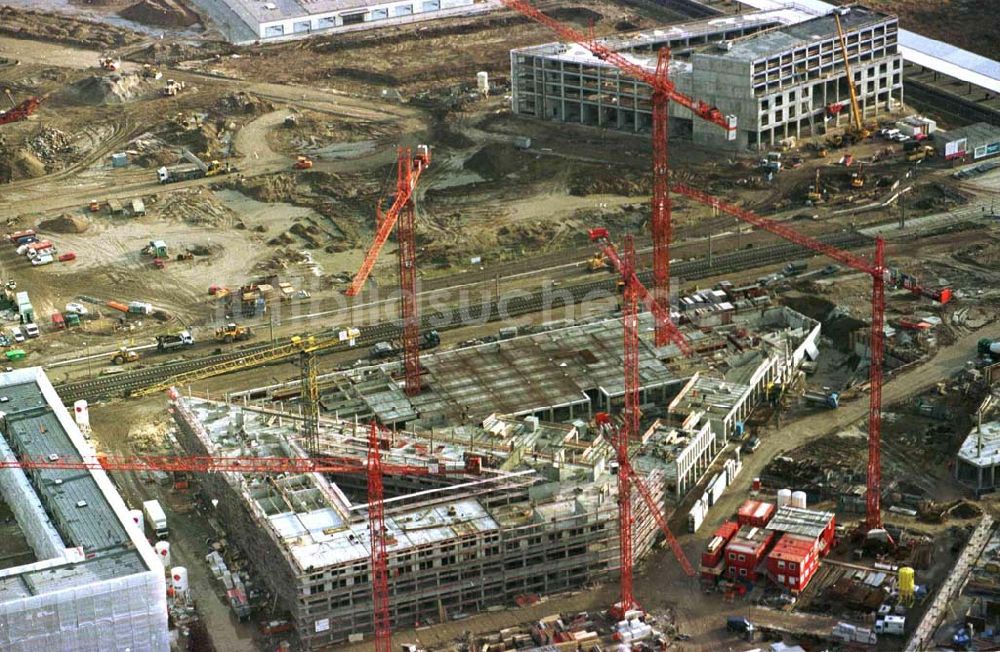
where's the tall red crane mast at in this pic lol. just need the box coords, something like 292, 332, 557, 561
500, 0, 736, 347
597, 235, 695, 620
589, 227, 691, 356
345, 146, 430, 396
670, 181, 948, 532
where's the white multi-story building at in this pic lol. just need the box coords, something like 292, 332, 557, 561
511, 6, 903, 150
0, 368, 168, 651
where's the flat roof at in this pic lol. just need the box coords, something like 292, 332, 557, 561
722, 6, 891, 61
769, 533, 816, 562
767, 505, 833, 540
0, 368, 157, 599
511, 9, 795, 67
222, 0, 425, 23
733, 0, 1000, 93
935, 122, 1000, 147
957, 421, 1000, 468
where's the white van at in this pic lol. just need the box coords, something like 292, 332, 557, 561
24, 323, 39, 338
31, 255, 54, 266
11, 327, 24, 343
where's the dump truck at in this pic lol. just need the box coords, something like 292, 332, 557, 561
370, 330, 440, 359
804, 390, 839, 409
783, 261, 808, 276
293, 155, 313, 170
906, 144, 935, 162
143, 499, 168, 539
215, 323, 253, 343
157, 148, 234, 184
156, 331, 194, 351
111, 346, 139, 365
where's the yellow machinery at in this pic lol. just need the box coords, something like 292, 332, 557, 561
907, 145, 935, 162
586, 252, 609, 272
111, 347, 139, 365
215, 322, 253, 343
833, 12, 871, 141
851, 163, 865, 189
806, 169, 823, 203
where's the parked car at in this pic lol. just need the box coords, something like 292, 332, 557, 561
11, 327, 25, 343
24, 323, 39, 338
31, 254, 54, 266
741, 436, 761, 454
65, 302, 89, 315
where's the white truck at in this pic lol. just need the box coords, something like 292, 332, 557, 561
875, 615, 905, 635
142, 499, 168, 539
156, 330, 194, 351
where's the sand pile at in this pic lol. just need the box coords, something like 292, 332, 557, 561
0, 148, 45, 183
119, 0, 199, 28
40, 214, 90, 234
71, 73, 147, 105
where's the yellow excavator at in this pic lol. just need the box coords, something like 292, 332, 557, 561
833, 11, 873, 141
851, 163, 866, 189
806, 169, 824, 203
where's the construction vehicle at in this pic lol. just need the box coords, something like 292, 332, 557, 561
293, 155, 313, 170
88, 199, 101, 213
804, 389, 840, 409
0, 89, 43, 127
851, 163, 866, 189
906, 145, 935, 162
112, 346, 140, 365
98, 57, 119, 72
215, 323, 253, 344
978, 338, 1000, 361
783, 261, 808, 276
586, 252, 609, 272
142, 240, 168, 258
833, 10, 872, 141
157, 149, 234, 184
156, 331, 194, 351
370, 330, 440, 359
806, 169, 824, 203
141, 64, 162, 80
163, 79, 185, 96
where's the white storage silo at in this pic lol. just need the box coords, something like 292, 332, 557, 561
777, 488, 792, 508
128, 509, 143, 533
791, 490, 807, 509
171, 567, 189, 594
476, 71, 489, 96
155, 541, 171, 569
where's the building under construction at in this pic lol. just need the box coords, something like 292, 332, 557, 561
0, 368, 169, 651
171, 396, 667, 648
510, 6, 903, 149
172, 301, 819, 647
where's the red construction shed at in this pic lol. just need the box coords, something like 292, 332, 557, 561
701, 521, 739, 580
766, 533, 821, 594
737, 500, 776, 528
724, 525, 775, 582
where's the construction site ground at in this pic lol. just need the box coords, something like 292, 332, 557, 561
2, 2, 1000, 651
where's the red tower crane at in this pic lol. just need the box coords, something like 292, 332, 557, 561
499, 0, 736, 346
670, 181, 948, 532
597, 235, 695, 620
345, 146, 430, 396
367, 422, 392, 652
589, 227, 691, 356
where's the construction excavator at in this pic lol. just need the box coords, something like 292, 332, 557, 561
806, 169, 825, 203
851, 163, 866, 189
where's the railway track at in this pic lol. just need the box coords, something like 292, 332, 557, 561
55, 230, 872, 402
